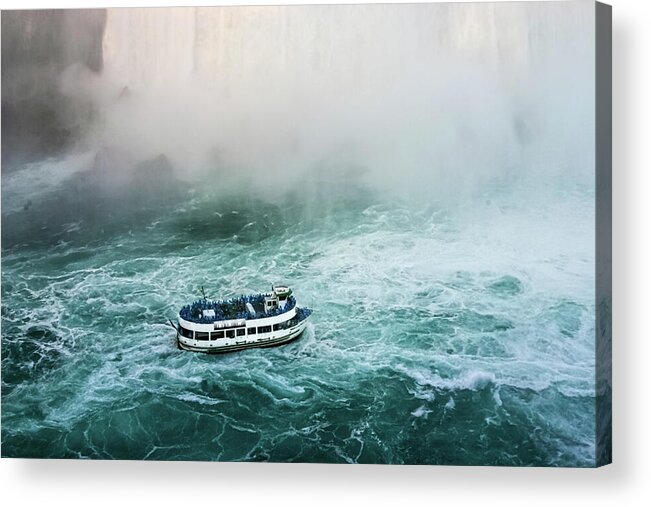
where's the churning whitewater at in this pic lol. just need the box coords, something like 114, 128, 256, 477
1, 162, 595, 465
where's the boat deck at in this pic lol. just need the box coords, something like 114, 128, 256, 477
179, 293, 296, 324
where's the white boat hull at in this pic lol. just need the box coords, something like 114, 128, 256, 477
176, 317, 309, 354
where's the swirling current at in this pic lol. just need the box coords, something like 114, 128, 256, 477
1, 159, 596, 465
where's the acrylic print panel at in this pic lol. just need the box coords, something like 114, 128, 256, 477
1, 1, 611, 466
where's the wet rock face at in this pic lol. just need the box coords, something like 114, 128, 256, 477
1, 9, 107, 170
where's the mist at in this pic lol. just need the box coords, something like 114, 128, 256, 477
18, 3, 593, 203
1, 2, 597, 227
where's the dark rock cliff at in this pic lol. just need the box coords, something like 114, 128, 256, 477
1, 9, 107, 170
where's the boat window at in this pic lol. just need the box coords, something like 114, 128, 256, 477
248, 327, 256, 335
226, 329, 235, 338
258, 325, 272, 334
236, 328, 245, 336
180, 327, 193, 338
213, 331, 224, 339
196, 332, 209, 341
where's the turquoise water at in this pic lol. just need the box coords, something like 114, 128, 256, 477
1, 160, 596, 465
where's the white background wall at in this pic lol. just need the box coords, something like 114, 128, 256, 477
1, 0, 649, 505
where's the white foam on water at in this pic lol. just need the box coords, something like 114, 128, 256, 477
411, 406, 432, 419
396, 364, 496, 392
1, 152, 95, 213
176, 393, 225, 406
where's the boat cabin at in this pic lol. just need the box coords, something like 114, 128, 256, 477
271, 285, 292, 310
264, 294, 279, 312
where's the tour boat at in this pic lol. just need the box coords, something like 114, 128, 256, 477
175, 285, 312, 353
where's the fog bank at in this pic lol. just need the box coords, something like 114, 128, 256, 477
3, 3, 596, 200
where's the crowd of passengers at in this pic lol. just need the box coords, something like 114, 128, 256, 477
179, 293, 297, 323
295, 307, 313, 322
